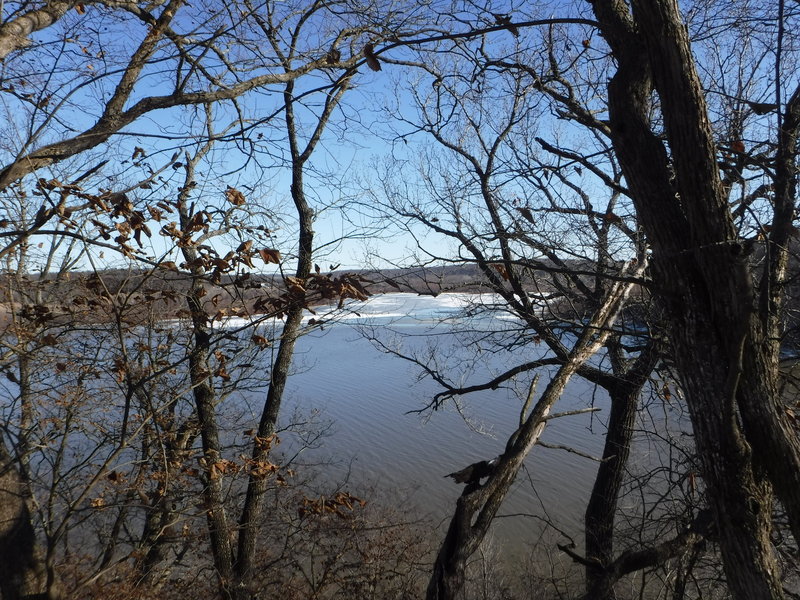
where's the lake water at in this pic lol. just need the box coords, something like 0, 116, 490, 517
251, 293, 614, 559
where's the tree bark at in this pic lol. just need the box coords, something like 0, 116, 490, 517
583, 380, 643, 599
0, 437, 63, 600
177, 178, 236, 596
0, 0, 73, 60
232, 74, 350, 596
590, 0, 790, 597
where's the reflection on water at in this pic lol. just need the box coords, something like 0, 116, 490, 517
262, 293, 611, 559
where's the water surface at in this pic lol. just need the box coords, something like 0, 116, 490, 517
265, 294, 613, 558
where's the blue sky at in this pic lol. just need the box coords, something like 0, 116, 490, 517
1, 0, 790, 276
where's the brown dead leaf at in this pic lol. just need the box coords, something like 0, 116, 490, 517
40, 334, 58, 346
225, 186, 246, 206
364, 43, 381, 71
251, 334, 270, 348
286, 276, 306, 295
258, 248, 281, 264
492, 263, 509, 280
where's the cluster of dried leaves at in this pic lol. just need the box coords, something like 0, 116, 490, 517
297, 491, 367, 520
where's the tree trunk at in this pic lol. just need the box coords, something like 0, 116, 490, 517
427, 494, 473, 600
177, 191, 237, 596
426, 269, 641, 600
0, 437, 63, 600
231, 79, 319, 595
590, 0, 789, 596
583, 383, 640, 599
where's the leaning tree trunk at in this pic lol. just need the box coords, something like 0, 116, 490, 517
427, 266, 642, 600
232, 206, 312, 591
231, 73, 353, 597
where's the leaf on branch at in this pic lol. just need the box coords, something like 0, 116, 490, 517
75, 4, 86, 14
225, 186, 246, 206
209, 459, 238, 480
186, 211, 208, 233
363, 43, 381, 72
492, 263, 510, 280
251, 334, 270, 348
247, 459, 279, 478
214, 365, 231, 381
40, 334, 58, 346
210, 257, 230, 271
516, 207, 535, 224
132, 146, 146, 159
258, 248, 281, 264
297, 491, 366, 520
254, 434, 278, 451
286, 276, 306, 295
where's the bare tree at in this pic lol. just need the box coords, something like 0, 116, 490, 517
368, 0, 800, 596
584, 1, 800, 597
0, 0, 430, 597
366, 42, 667, 598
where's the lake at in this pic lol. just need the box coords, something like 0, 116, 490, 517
250, 293, 618, 560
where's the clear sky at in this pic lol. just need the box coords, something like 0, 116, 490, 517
5, 0, 782, 276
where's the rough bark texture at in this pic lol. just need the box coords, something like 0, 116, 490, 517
178, 184, 237, 596
188, 275, 237, 593
737, 83, 800, 547
590, 0, 798, 597
0, 0, 73, 60
584, 375, 649, 599
232, 89, 315, 589
0, 437, 63, 600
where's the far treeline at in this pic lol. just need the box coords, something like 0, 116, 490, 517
0, 1, 798, 599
